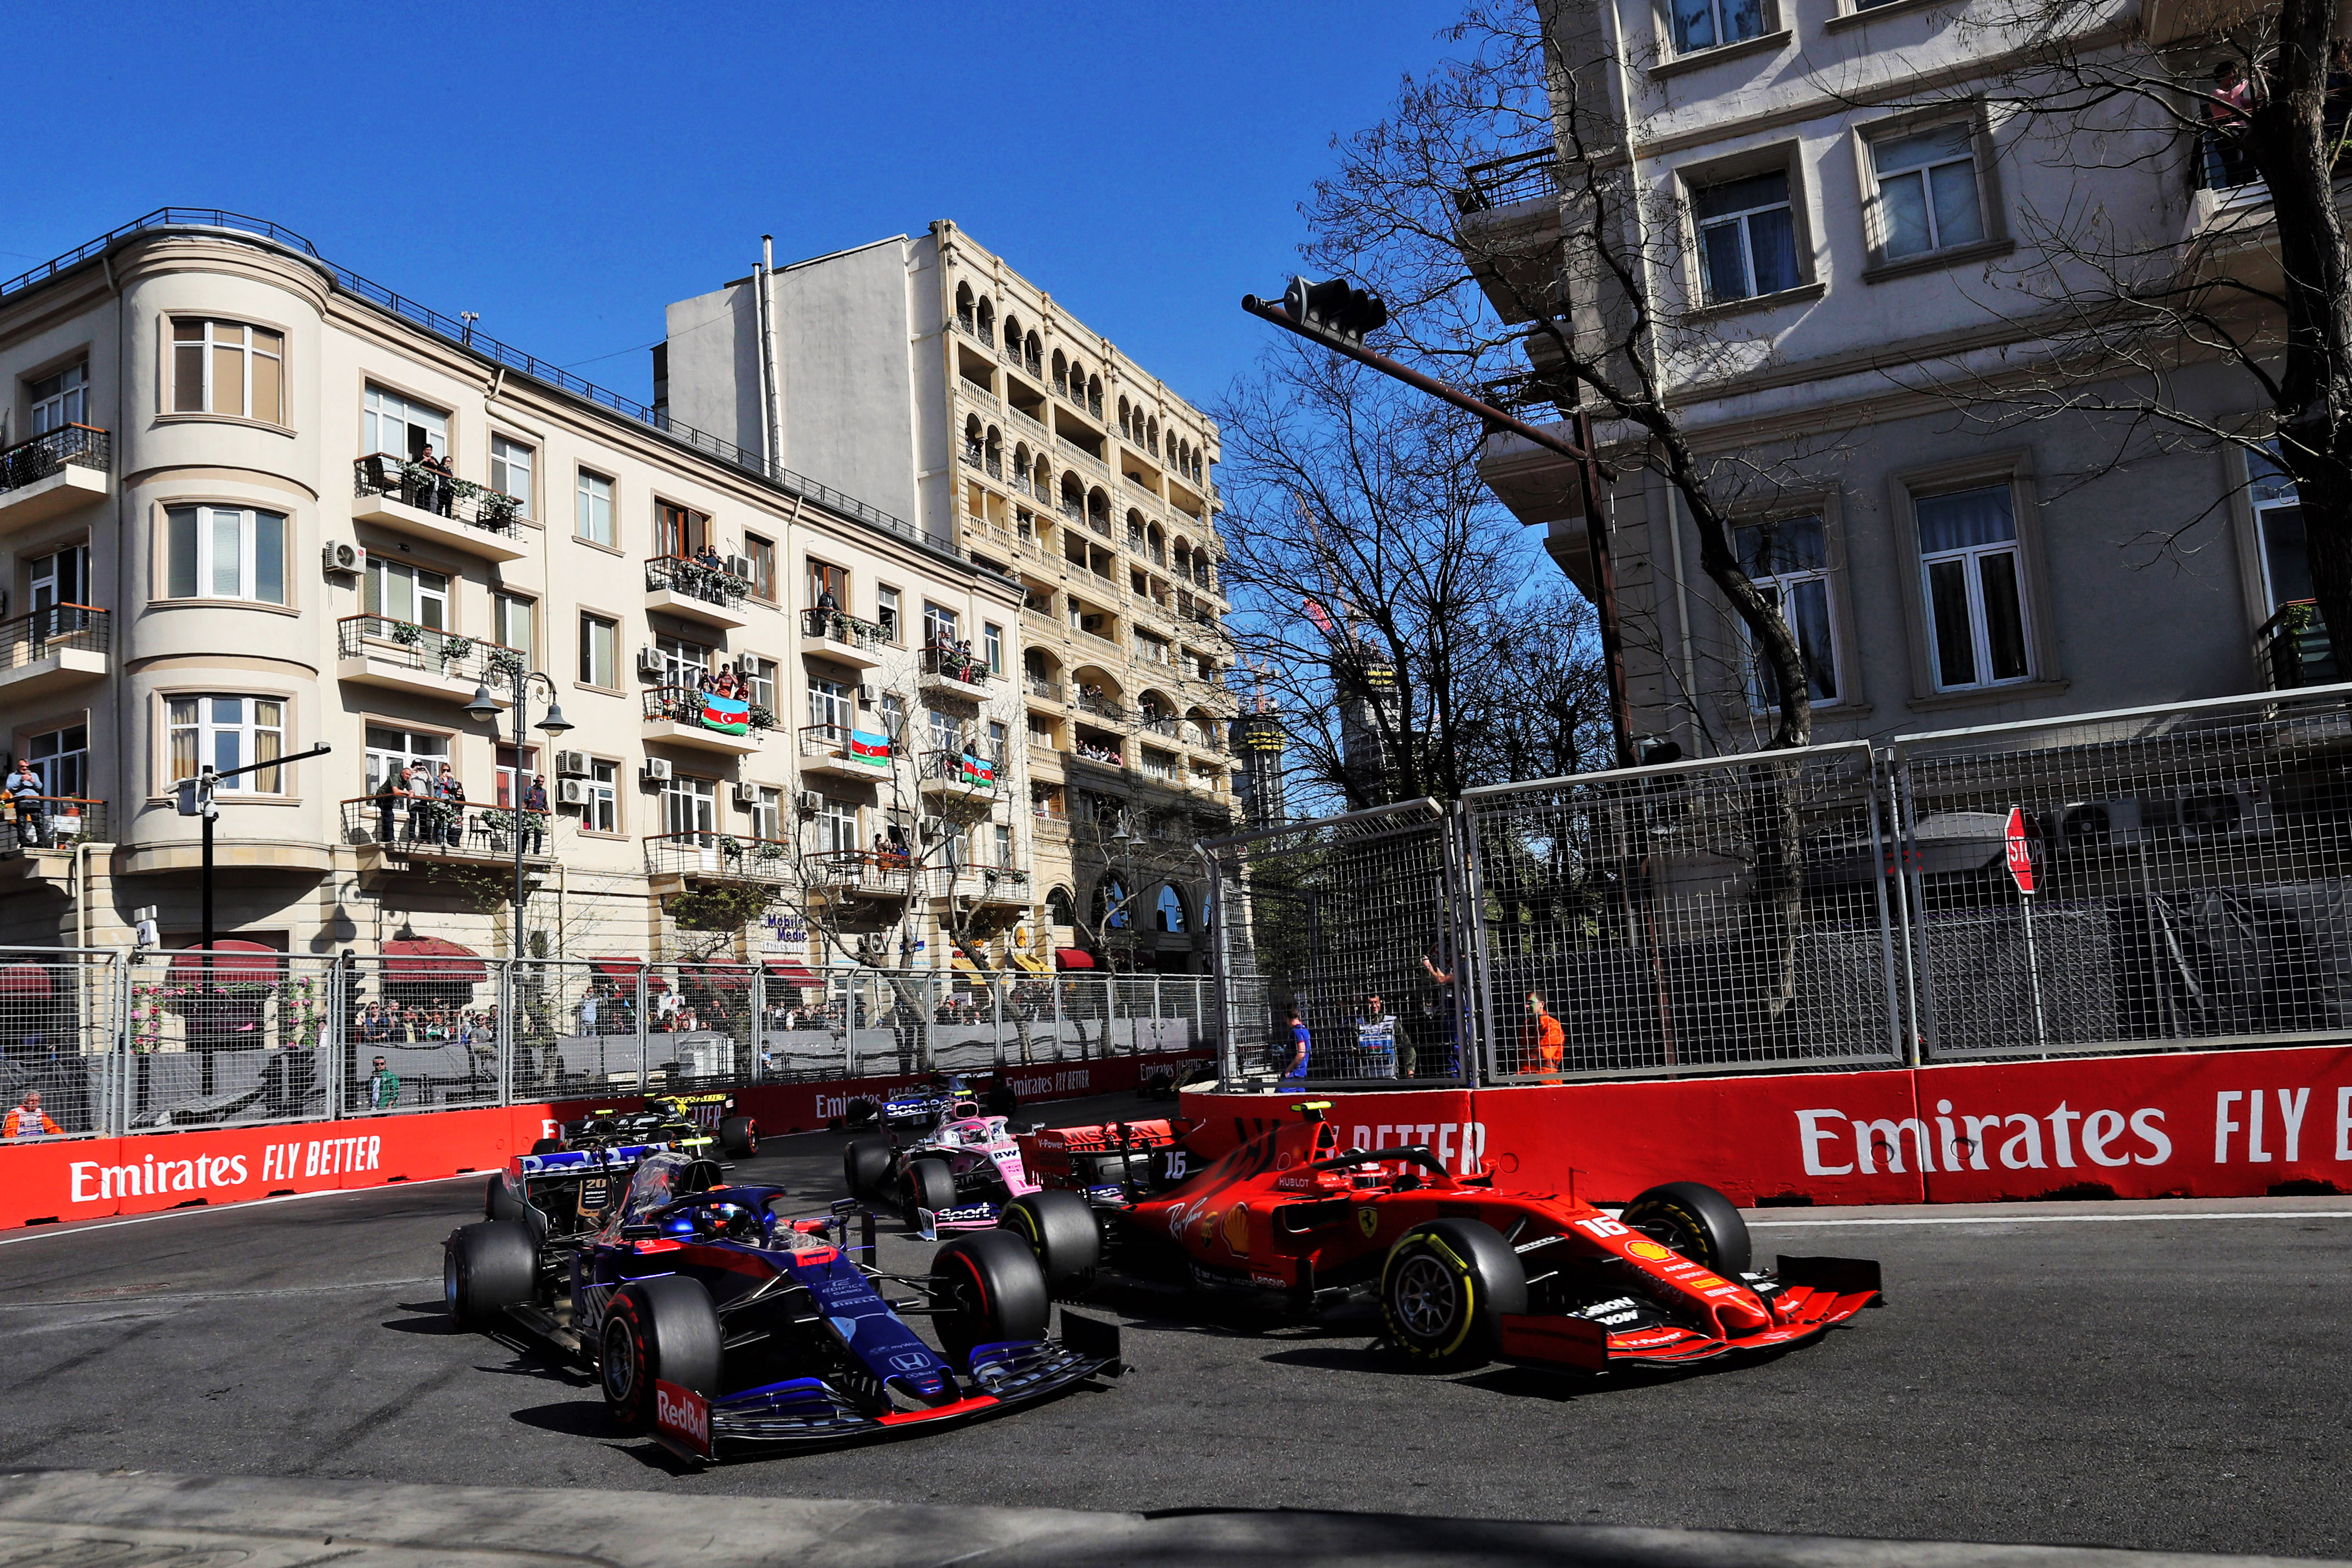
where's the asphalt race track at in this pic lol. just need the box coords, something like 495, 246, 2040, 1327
4, 1090, 2347, 1559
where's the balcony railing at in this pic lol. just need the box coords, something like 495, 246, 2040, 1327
959, 380, 1000, 413
642, 685, 776, 736
0, 424, 109, 495
1073, 689, 1130, 723
2259, 602, 2336, 689
1024, 675, 1064, 703
1, 604, 109, 671
1031, 813, 1071, 843
337, 615, 524, 686
920, 748, 1004, 793
956, 315, 992, 347
644, 554, 750, 610
922, 644, 994, 689
1454, 147, 1558, 215
2, 795, 107, 851
930, 864, 1031, 902
812, 850, 915, 898
1056, 436, 1109, 477
353, 454, 522, 534
800, 724, 893, 772
1073, 625, 1124, 657
1139, 714, 1181, 738
804, 608, 887, 649
1068, 740, 1126, 768
1007, 404, 1048, 440
340, 796, 552, 861
644, 830, 793, 886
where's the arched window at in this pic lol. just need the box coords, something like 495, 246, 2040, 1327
1086, 373, 1103, 411
1117, 396, 1131, 435
956, 283, 975, 330
975, 297, 995, 345
1024, 331, 1042, 370
1155, 884, 1188, 933
1052, 349, 1069, 392
1093, 877, 1131, 930
1047, 885, 1076, 927
1146, 416, 1159, 456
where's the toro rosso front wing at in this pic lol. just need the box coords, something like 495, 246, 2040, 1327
1503, 1256, 1883, 1372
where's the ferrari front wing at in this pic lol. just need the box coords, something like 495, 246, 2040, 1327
1501, 1255, 1882, 1372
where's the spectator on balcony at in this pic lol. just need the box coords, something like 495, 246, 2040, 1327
7, 761, 45, 850
2206, 58, 2261, 185
416, 445, 456, 517
434, 763, 467, 847
521, 775, 548, 855
375, 766, 410, 844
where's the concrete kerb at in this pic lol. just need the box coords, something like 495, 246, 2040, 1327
0, 1470, 2336, 1568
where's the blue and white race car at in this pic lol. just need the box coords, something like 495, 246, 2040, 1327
843, 1072, 1018, 1135
445, 1149, 1119, 1459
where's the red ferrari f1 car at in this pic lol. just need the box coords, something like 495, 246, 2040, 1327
995, 1103, 1880, 1372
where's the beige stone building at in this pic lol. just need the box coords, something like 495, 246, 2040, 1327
0, 214, 1035, 972
660, 222, 1239, 972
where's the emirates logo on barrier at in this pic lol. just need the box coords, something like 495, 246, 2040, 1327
654, 1379, 710, 1459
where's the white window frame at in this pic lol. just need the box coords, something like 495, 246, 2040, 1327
365, 558, 450, 631
165, 505, 287, 605
876, 585, 902, 643
576, 468, 615, 546
362, 385, 450, 462
746, 657, 778, 713
656, 634, 710, 689
28, 545, 88, 617
1694, 173, 1798, 304
493, 592, 535, 657
663, 775, 718, 838
587, 758, 620, 833
812, 796, 858, 856
490, 435, 535, 517
168, 695, 286, 794
579, 612, 619, 689
27, 722, 88, 800
1915, 485, 2033, 692
2248, 442, 2313, 615
924, 601, 959, 648
1734, 514, 1842, 711
983, 622, 1004, 674
172, 318, 284, 422
1867, 119, 1987, 262
364, 725, 450, 791
750, 786, 783, 842
807, 677, 850, 733
29, 361, 87, 435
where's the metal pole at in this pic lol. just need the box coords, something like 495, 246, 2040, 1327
512, 670, 527, 965
200, 778, 215, 1099
2021, 890, 2050, 1054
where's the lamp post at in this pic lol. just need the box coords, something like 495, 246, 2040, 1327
1109, 812, 1139, 974
465, 670, 571, 961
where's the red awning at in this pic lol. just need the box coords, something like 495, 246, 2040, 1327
0, 963, 51, 998
382, 937, 487, 985
1055, 948, 1096, 971
684, 962, 752, 991
764, 962, 821, 989
166, 940, 284, 984
589, 958, 667, 990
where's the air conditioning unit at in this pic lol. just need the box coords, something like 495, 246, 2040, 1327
732, 780, 760, 806
321, 541, 364, 575
2057, 784, 2277, 850
557, 778, 590, 807
643, 757, 674, 784
554, 750, 591, 778
857, 683, 878, 706
636, 647, 665, 680
725, 554, 755, 579
796, 790, 823, 814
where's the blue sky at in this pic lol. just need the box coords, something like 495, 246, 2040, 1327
9, 2, 1463, 416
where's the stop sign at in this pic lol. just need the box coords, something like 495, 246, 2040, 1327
2005, 805, 2042, 895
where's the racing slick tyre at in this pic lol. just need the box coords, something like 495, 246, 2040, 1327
719, 1115, 759, 1159
529, 1136, 561, 1156
443, 1219, 536, 1330
903, 1157, 958, 1216
599, 1275, 723, 1433
1379, 1218, 1527, 1371
933, 1228, 1051, 1362
1000, 1188, 1100, 1292
842, 1096, 879, 1130
843, 1138, 894, 1200
1620, 1181, 1752, 1276
484, 1173, 522, 1222
984, 1081, 1019, 1118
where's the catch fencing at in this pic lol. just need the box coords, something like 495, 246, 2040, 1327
0, 951, 1212, 1139
1204, 683, 2352, 1088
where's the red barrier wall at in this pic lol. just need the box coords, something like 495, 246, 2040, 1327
0, 1050, 1210, 1231
1180, 1044, 2352, 1207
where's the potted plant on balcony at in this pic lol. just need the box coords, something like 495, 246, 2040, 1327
391, 620, 425, 650
486, 645, 527, 682
440, 634, 475, 673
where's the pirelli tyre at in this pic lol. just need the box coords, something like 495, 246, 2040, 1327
843, 1138, 893, 1201
1000, 1188, 1100, 1292
1379, 1218, 1527, 1370
484, 1173, 524, 1223
443, 1219, 536, 1329
719, 1115, 759, 1159
903, 1157, 958, 1216
984, 1081, 1019, 1118
599, 1275, 723, 1433
1620, 1181, 1752, 1276
933, 1228, 1050, 1362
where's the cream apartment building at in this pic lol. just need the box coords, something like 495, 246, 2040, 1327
1463, 0, 2327, 756
0, 214, 1027, 971
659, 221, 1238, 973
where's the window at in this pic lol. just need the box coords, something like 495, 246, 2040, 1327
880, 692, 906, 741
1047, 885, 1076, 926
995, 823, 1013, 868
1870, 122, 1985, 260
663, 775, 718, 838
924, 601, 959, 649
494, 592, 536, 656
1672, 0, 1764, 52
169, 696, 285, 793
812, 797, 859, 856
983, 622, 1004, 674
165, 505, 286, 604
28, 545, 88, 633
876, 585, 901, 643
1735, 515, 1840, 708
27, 723, 87, 801
750, 786, 783, 842
490, 435, 535, 517
587, 758, 619, 833
2249, 444, 2315, 613
1694, 171, 1800, 303
655, 500, 709, 559
746, 657, 778, 713
1916, 485, 2030, 690
928, 707, 959, 755
808, 677, 851, 733
744, 533, 777, 601
808, 559, 847, 611
1029, 716, 1056, 748
579, 612, 619, 688
1156, 885, 1187, 933
172, 319, 283, 423
576, 469, 614, 546
365, 559, 448, 630
987, 720, 1009, 758
30, 361, 87, 435
362, 386, 448, 462
656, 634, 710, 688
496, 744, 539, 810
364, 725, 449, 791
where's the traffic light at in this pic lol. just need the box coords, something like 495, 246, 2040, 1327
1282, 276, 1387, 344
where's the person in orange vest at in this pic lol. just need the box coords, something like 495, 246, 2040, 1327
3, 1088, 63, 1139
1525, 992, 1565, 1082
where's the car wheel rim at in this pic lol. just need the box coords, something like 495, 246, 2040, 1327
443, 1250, 461, 1313
603, 1322, 639, 1403
1393, 1253, 1458, 1340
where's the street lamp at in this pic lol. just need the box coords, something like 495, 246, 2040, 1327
466, 671, 571, 961
1108, 812, 1139, 973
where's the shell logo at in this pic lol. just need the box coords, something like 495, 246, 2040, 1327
1222, 1203, 1250, 1253
1626, 1240, 1675, 1262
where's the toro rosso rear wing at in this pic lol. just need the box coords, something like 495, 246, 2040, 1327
511, 1142, 674, 1179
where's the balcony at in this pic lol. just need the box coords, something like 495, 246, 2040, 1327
351, 455, 528, 563
643, 831, 793, 891
1055, 383, 1105, 419
0, 796, 109, 861
644, 556, 750, 630
0, 605, 108, 701
340, 797, 554, 876
642, 686, 770, 755
959, 380, 1000, 414
918, 747, 1004, 802
1067, 739, 1126, 771
336, 616, 524, 704
1139, 714, 1182, 740
0, 426, 110, 525
1024, 675, 1064, 705
929, 864, 1031, 904
1072, 625, 1125, 658
1072, 688, 1130, 725
1031, 812, 1071, 844
799, 723, 894, 781
2259, 602, 2337, 689
920, 644, 995, 700
1056, 436, 1109, 479
809, 850, 915, 903
801, 609, 889, 670
1007, 404, 1048, 441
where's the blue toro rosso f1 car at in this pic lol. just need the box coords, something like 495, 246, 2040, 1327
444, 1148, 1121, 1461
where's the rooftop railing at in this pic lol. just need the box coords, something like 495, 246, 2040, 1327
1, 603, 109, 671
0, 424, 109, 495
354, 454, 522, 534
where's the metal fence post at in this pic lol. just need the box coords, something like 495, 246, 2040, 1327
1865, 750, 1911, 1066
634, 966, 649, 1093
